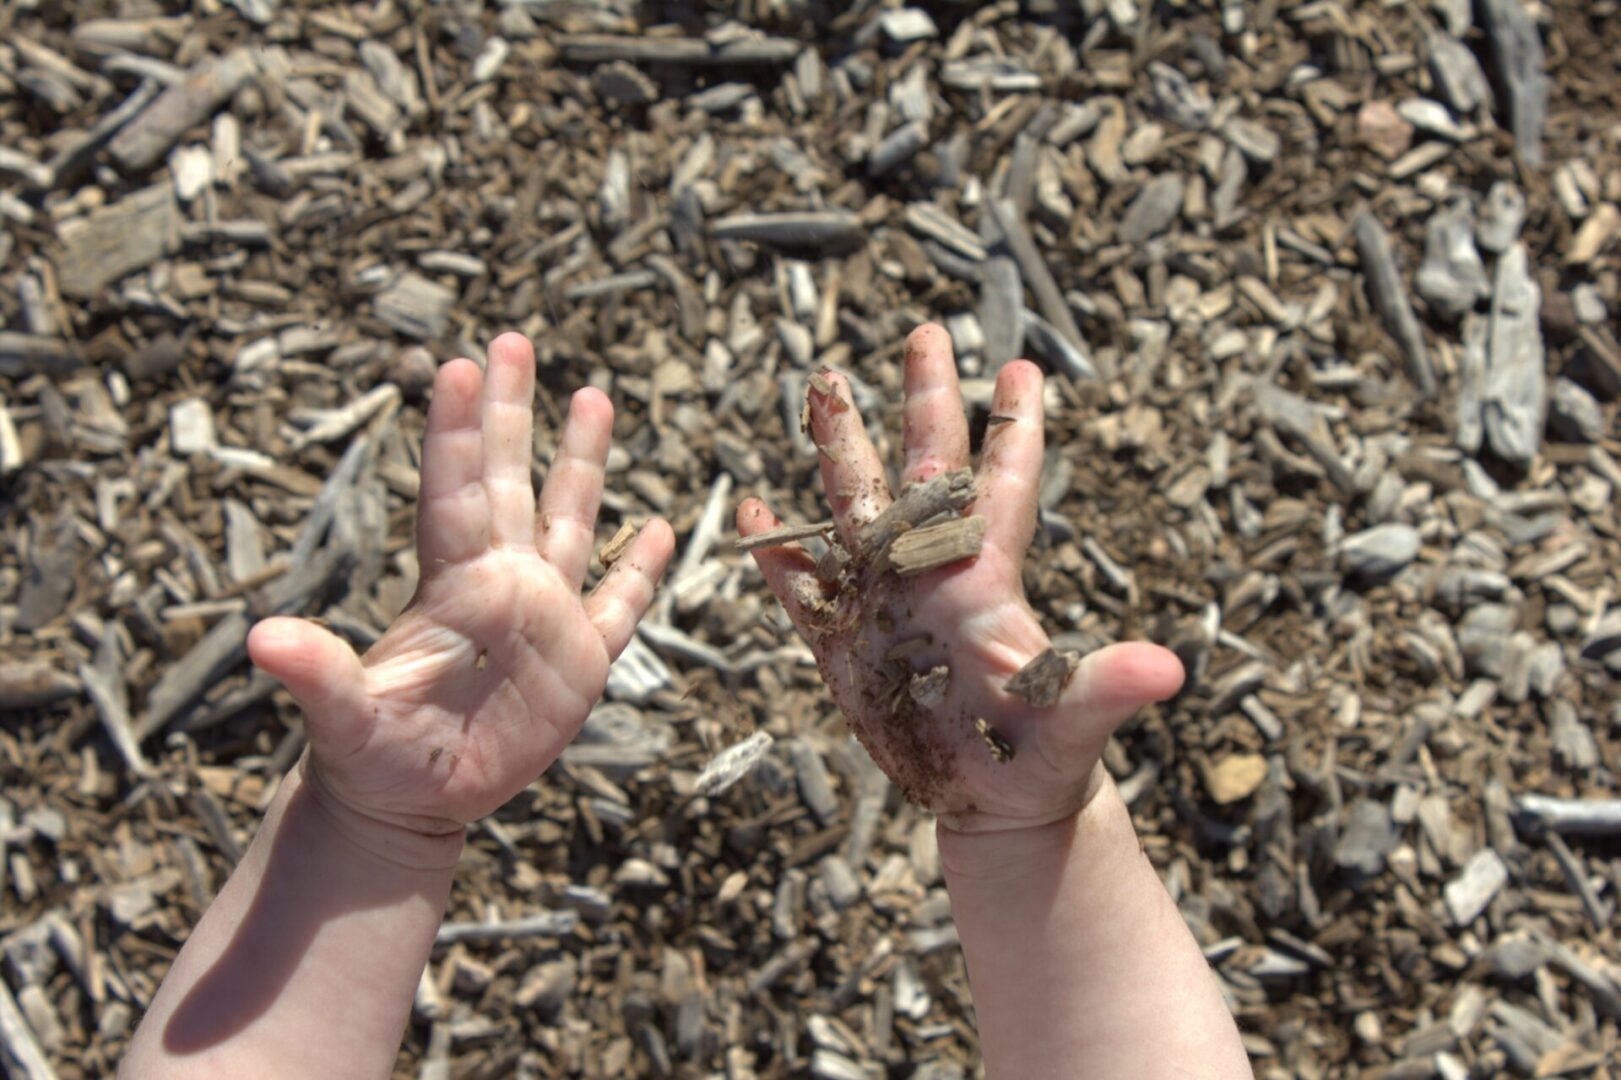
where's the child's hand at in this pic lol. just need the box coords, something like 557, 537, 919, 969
738, 325, 1182, 837
247, 334, 673, 854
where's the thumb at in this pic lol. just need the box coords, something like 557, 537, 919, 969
247, 616, 370, 753
1036, 641, 1185, 767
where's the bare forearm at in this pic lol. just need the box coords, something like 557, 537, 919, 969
122, 763, 460, 1079
940, 776, 1251, 1079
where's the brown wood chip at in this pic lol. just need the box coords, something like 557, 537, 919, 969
887, 514, 986, 576
975, 717, 1015, 763
1004, 647, 1081, 708
597, 521, 638, 568
861, 468, 976, 564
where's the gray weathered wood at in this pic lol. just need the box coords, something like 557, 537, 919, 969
107, 50, 255, 173
55, 183, 181, 298
1479, 0, 1548, 168
709, 211, 862, 250
558, 34, 800, 66
1482, 244, 1546, 467
0, 333, 82, 378
1352, 212, 1435, 397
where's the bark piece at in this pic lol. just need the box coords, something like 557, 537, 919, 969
735, 521, 833, 552
0, 333, 82, 378
374, 272, 455, 340
55, 183, 181, 298
694, 731, 775, 797
1352, 211, 1435, 397
597, 521, 638, 568
1445, 848, 1509, 925
558, 34, 799, 66
978, 255, 1024, 369
1479, 0, 1548, 168
886, 515, 986, 577
1004, 647, 1080, 708
860, 468, 975, 561
108, 50, 255, 173
1340, 524, 1421, 579
709, 211, 862, 250
1518, 794, 1621, 836
0, 663, 79, 711
1118, 173, 1184, 244
1334, 799, 1396, 876
1429, 34, 1491, 113
1477, 181, 1527, 253
988, 200, 1094, 373
975, 718, 1014, 763
1417, 200, 1490, 319
909, 666, 950, 710
1482, 243, 1546, 467
0, 975, 55, 1080
436, 911, 578, 946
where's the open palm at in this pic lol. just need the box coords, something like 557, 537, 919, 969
739, 325, 1183, 835
248, 334, 673, 835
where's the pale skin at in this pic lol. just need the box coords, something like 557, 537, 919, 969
122, 334, 676, 1077
738, 324, 1251, 1078
124, 326, 1250, 1078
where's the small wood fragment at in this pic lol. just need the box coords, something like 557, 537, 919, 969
435, 911, 579, 946
709, 211, 863, 250
597, 521, 638, 568
975, 718, 1014, 763
558, 34, 800, 66
0, 973, 55, 1080
1005, 647, 1080, 708
909, 666, 950, 709
0, 662, 79, 711
735, 521, 833, 553
693, 731, 775, 797
887, 515, 986, 576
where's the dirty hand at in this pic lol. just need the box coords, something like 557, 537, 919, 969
247, 334, 673, 853
738, 324, 1183, 836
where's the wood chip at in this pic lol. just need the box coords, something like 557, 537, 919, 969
886, 514, 986, 577
1003, 647, 1080, 708
734, 520, 833, 553
597, 521, 638, 568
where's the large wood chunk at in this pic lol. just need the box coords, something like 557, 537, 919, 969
107, 49, 255, 173
55, 183, 180, 298
375, 272, 456, 340
887, 514, 985, 576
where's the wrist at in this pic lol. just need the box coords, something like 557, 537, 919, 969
294, 755, 466, 874
937, 769, 1130, 885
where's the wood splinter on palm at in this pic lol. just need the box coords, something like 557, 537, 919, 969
1005, 647, 1081, 708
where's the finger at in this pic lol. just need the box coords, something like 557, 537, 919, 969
1033, 642, 1185, 771
584, 519, 676, 660
248, 617, 371, 757
808, 371, 891, 552
481, 333, 537, 547
900, 324, 971, 486
974, 360, 1045, 560
737, 497, 829, 641
417, 358, 489, 567
538, 387, 613, 588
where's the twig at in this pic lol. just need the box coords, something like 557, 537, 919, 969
435, 911, 578, 946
